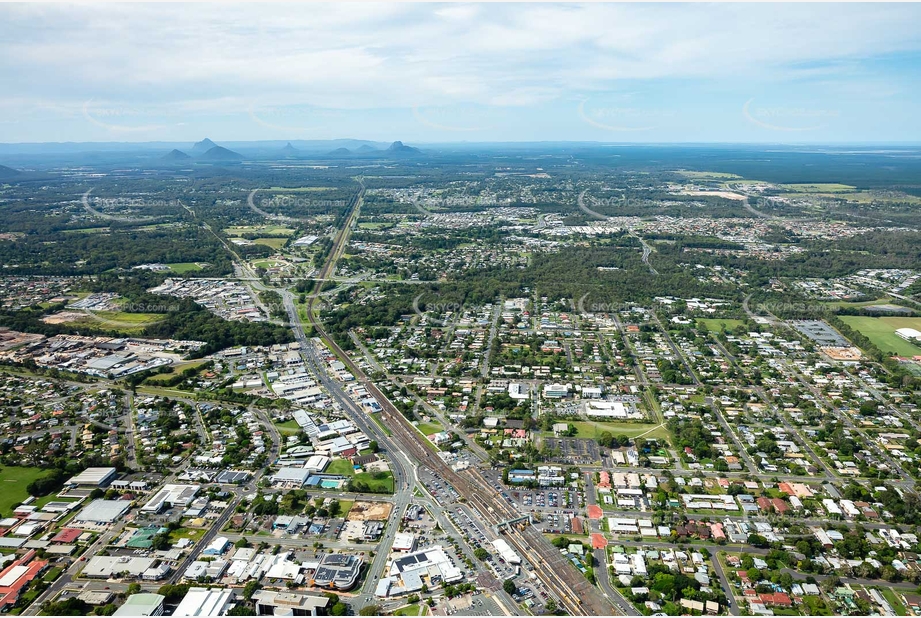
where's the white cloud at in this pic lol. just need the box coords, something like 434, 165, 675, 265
0, 3, 918, 141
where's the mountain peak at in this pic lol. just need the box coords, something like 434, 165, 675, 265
191, 138, 218, 154
279, 142, 299, 157
197, 145, 244, 161
162, 148, 191, 161
387, 141, 422, 155
0, 164, 20, 178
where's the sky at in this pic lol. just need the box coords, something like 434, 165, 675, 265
1, 3, 920, 144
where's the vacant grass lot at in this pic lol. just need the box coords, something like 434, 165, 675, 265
416, 422, 443, 436
72, 310, 163, 334
253, 237, 288, 250
696, 318, 745, 332
274, 419, 301, 436
840, 316, 921, 356
560, 420, 669, 441
326, 459, 357, 476
224, 225, 295, 236
144, 360, 210, 384
352, 471, 394, 494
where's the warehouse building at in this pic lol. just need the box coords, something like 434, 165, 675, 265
67, 467, 118, 487
72, 499, 131, 526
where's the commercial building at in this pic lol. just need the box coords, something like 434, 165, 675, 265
379, 545, 464, 597
67, 466, 118, 487
542, 383, 570, 399
392, 532, 417, 553
141, 484, 200, 513
203, 536, 230, 556
304, 455, 331, 474
272, 467, 312, 488
508, 383, 529, 400
172, 587, 236, 616
83, 556, 156, 579
113, 593, 165, 616
252, 590, 330, 616
491, 539, 522, 565
72, 499, 131, 525
310, 553, 362, 591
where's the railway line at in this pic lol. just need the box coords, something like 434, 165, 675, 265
300, 180, 619, 616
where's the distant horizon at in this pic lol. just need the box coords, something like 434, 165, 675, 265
4, 138, 921, 148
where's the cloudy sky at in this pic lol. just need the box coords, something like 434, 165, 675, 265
1, 3, 920, 144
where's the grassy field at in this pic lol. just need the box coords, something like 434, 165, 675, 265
336, 500, 354, 516
42, 566, 63, 582
827, 297, 895, 308
252, 258, 287, 269
559, 420, 669, 441
881, 588, 908, 616
224, 225, 295, 236
274, 419, 301, 436
369, 413, 393, 437
358, 222, 392, 230
168, 527, 207, 543
72, 310, 163, 333
696, 318, 745, 332
416, 421, 444, 436
781, 183, 855, 193
166, 262, 205, 273
840, 316, 921, 356
675, 171, 743, 179
62, 227, 110, 234
352, 471, 395, 494
253, 237, 288, 250
326, 458, 357, 476
394, 604, 426, 616
0, 467, 58, 517
144, 360, 210, 384
268, 187, 335, 192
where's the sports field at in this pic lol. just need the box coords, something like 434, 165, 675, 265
0, 467, 58, 516
166, 262, 205, 273
839, 316, 921, 356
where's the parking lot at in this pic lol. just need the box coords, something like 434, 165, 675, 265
543, 437, 602, 464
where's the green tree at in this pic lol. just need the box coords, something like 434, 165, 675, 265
503, 579, 517, 595
243, 580, 261, 600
